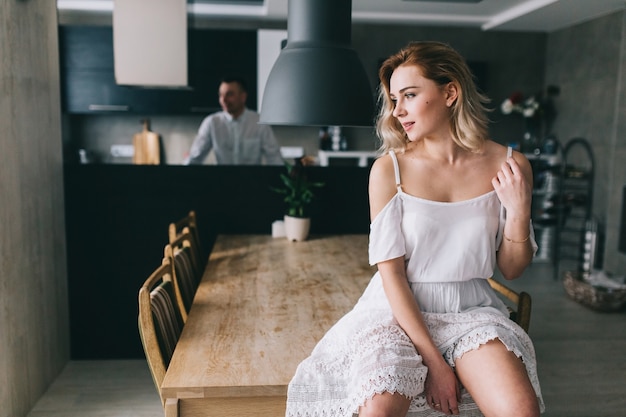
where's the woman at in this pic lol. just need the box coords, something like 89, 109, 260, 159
286, 41, 544, 417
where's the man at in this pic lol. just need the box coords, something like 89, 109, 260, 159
183, 77, 283, 165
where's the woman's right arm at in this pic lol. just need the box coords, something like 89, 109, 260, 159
369, 158, 461, 414
377, 258, 461, 414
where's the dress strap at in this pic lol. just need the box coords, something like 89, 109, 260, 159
388, 150, 402, 193
499, 146, 513, 222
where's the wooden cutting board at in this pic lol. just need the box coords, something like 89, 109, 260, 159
133, 119, 160, 165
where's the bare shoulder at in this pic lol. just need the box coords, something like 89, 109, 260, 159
370, 153, 395, 179
369, 154, 398, 220
369, 153, 397, 195
485, 141, 532, 180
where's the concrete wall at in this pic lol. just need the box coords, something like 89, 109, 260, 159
545, 10, 626, 274
608, 12, 626, 274
0, 2, 70, 417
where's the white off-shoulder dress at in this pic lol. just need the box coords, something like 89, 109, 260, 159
286, 149, 545, 417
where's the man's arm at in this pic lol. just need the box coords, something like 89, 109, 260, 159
183, 116, 213, 165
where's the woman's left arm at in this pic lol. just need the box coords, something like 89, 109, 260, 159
492, 152, 534, 279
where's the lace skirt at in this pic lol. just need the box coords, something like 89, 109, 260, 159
286, 273, 545, 417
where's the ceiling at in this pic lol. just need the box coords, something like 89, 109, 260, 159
57, 0, 626, 32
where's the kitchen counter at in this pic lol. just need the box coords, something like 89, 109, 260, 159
318, 150, 378, 167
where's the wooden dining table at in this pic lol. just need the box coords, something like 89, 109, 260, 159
160, 234, 376, 417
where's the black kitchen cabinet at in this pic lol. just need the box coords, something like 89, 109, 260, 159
64, 164, 370, 358
59, 26, 257, 114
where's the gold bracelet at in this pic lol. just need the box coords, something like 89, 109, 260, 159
504, 233, 530, 244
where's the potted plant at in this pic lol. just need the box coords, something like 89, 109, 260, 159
272, 158, 324, 241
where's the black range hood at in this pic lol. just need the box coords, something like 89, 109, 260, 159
259, 0, 375, 127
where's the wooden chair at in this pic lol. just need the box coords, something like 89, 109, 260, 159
163, 231, 201, 321
138, 258, 185, 406
168, 210, 204, 274
488, 277, 532, 333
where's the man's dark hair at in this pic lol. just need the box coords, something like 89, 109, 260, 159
221, 76, 248, 93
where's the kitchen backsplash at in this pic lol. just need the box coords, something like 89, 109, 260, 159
63, 114, 378, 165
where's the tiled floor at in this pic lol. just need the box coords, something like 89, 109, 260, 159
26, 360, 162, 417
27, 263, 626, 417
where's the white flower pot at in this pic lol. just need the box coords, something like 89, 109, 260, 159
284, 215, 311, 242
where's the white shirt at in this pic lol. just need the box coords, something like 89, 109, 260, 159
184, 108, 283, 165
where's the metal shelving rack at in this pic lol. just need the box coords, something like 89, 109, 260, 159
526, 152, 562, 263
553, 138, 595, 280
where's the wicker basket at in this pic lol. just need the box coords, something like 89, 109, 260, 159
563, 271, 626, 312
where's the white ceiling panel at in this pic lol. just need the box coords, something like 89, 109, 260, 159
57, 0, 626, 32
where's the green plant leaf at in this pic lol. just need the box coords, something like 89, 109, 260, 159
270, 160, 325, 218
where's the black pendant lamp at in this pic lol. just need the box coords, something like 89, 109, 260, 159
259, 0, 375, 127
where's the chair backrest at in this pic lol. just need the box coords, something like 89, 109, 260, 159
488, 277, 532, 333
168, 210, 203, 272
163, 231, 201, 320
138, 259, 185, 404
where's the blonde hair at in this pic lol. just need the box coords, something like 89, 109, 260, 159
375, 41, 491, 154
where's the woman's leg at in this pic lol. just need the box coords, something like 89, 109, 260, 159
359, 392, 411, 417
455, 339, 540, 417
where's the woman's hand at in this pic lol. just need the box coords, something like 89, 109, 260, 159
491, 156, 532, 219
493, 153, 535, 278
425, 361, 461, 415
